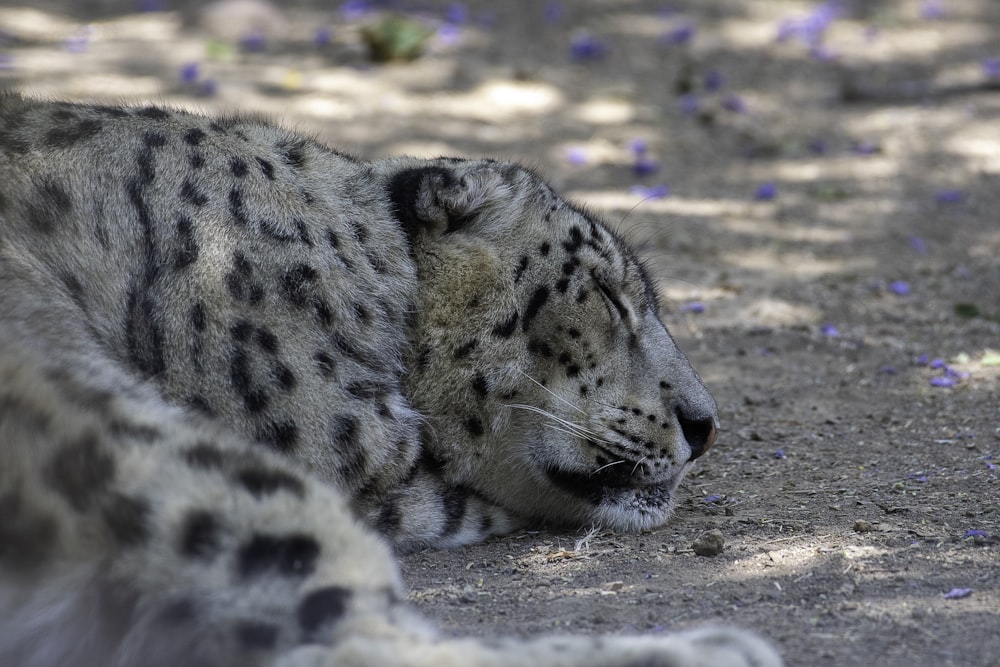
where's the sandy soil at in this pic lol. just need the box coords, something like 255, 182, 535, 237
2, 1, 997, 665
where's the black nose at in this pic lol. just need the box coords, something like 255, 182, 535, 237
677, 410, 718, 460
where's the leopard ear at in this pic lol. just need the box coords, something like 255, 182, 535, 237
387, 164, 508, 245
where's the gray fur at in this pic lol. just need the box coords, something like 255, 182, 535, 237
0, 95, 777, 667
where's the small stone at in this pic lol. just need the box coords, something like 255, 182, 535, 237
691, 529, 725, 557
853, 520, 874, 533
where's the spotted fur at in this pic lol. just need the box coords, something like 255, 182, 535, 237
0, 94, 779, 667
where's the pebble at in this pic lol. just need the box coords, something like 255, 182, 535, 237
853, 519, 874, 533
691, 529, 725, 557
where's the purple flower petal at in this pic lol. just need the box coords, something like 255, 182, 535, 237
776, 19, 798, 43
930, 376, 956, 388
983, 57, 1000, 80
921, 0, 946, 20
445, 2, 467, 25
704, 69, 724, 91
853, 140, 880, 155
754, 182, 777, 200
679, 94, 701, 116
681, 301, 705, 314
936, 189, 966, 204
629, 184, 670, 199
964, 529, 988, 538
63, 27, 92, 53
915, 354, 930, 365
633, 156, 660, 177
909, 236, 928, 254
944, 366, 970, 379
661, 24, 695, 46
570, 33, 608, 61
341, 0, 373, 22
929, 358, 946, 369
179, 62, 200, 84
773, 449, 787, 459
888, 280, 910, 296
777, 1, 840, 47
437, 23, 462, 46
239, 30, 267, 53
808, 138, 828, 155
721, 94, 746, 113
564, 147, 588, 166
628, 138, 648, 156
314, 27, 333, 47
820, 324, 840, 337
705, 494, 723, 503
943, 588, 973, 600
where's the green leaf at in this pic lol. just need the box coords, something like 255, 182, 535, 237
981, 351, 1000, 366
362, 15, 435, 63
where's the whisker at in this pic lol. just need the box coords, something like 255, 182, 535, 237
507, 403, 617, 446
542, 423, 583, 439
515, 369, 586, 415
593, 459, 627, 474
507, 404, 592, 434
630, 456, 649, 476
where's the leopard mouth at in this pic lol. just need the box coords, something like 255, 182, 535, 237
543, 460, 686, 532
544, 462, 678, 507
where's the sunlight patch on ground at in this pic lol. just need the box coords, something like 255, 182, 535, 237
291, 94, 374, 121
721, 248, 875, 277
310, 69, 391, 98
768, 156, 899, 182
846, 106, 948, 137
286, 77, 562, 124
436, 80, 563, 121
0, 7, 76, 41
727, 297, 822, 327
946, 130, 1000, 173
659, 285, 732, 306
717, 217, 858, 245
90, 13, 181, 42
605, 13, 679, 40
713, 19, 795, 50
732, 542, 894, 581
875, 24, 993, 60
572, 97, 635, 125
565, 191, 748, 218
967, 228, 1000, 256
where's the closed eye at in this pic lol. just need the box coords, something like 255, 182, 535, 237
591, 269, 630, 321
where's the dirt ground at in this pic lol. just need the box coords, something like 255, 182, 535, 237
2, 1, 997, 664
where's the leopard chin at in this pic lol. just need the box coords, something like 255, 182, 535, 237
544, 462, 686, 532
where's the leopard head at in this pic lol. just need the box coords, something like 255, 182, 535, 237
384, 158, 718, 532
